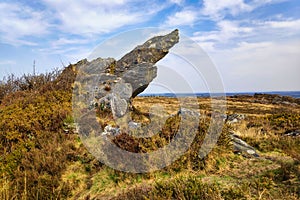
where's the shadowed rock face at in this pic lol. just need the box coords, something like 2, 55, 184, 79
75, 29, 179, 119
115, 29, 179, 97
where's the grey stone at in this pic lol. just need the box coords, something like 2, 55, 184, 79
226, 114, 245, 124
122, 63, 157, 98
230, 134, 259, 157
103, 125, 120, 136
284, 130, 300, 137
137, 29, 179, 51
80, 58, 115, 75
112, 82, 132, 100
91, 29, 179, 115
111, 95, 128, 118
116, 29, 179, 76
75, 30, 180, 136
128, 121, 141, 130
177, 108, 200, 119
115, 29, 179, 97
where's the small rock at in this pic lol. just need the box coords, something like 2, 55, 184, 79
220, 114, 227, 121
177, 108, 200, 119
103, 125, 120, 136
128, 121, 141, 130
230, 134, 259, 157
284, 130, 300, 137
226, 114, 245, 124
111, 95, 128, 118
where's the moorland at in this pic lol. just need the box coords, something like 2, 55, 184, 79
0, 64, 299, 200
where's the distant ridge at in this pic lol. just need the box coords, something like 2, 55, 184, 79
139, 91, 300, 98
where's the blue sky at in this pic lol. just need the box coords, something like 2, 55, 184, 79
0, 0, 299, 92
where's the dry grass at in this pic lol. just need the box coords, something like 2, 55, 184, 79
0, 65, 299, 199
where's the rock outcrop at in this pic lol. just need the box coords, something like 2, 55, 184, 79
74, 29, 179, 134
103, 29, 178, 116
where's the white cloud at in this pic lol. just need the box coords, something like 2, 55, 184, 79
0, 2, 50, 45
250, 0, 289, 8
265, 19, 300, 29
196, 42, 215, 52
192, 20, 253, 51
201, 0, 289, 21
192, 17, 300, 53
83, 0, 126, 6
51, 38, 90, 47
41, 0, 165, 35
164, 9, 198, 26
0, 0, 169, 46
60, 11, 139, 34
190, 15, 300, 92
213, 20, 252, 40
233, 41, 273, 52
0, 60, 16, 66
44, 0, 127, 7
169, 0, 184, 5
210, 40, 300, 91
202, 0, 252, 20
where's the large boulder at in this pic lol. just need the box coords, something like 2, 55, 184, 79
97, 29, 179, 117
116, 29, 179, 97
74, 29, 179, 132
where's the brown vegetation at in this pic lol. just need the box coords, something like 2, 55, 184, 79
0, 65, 299, 199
